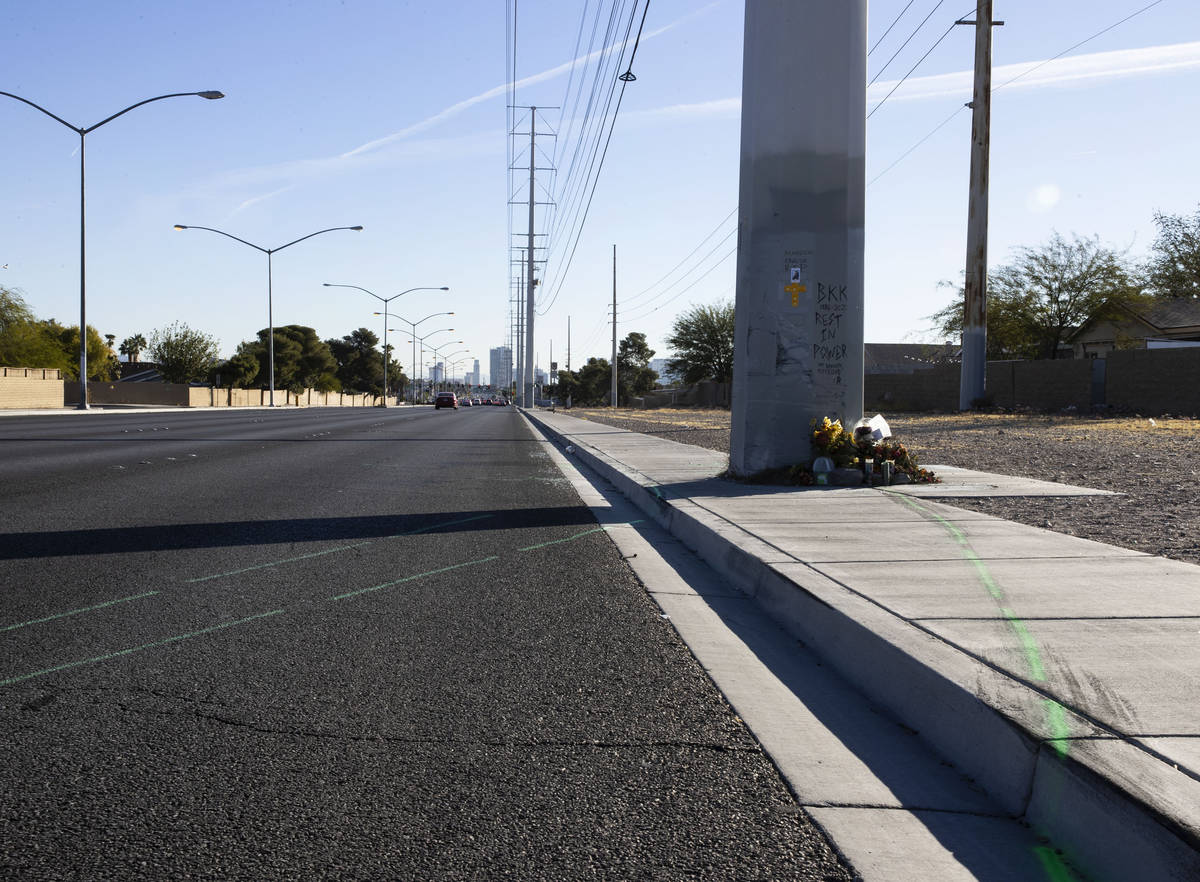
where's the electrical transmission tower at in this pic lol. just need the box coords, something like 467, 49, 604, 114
507, 106, 557, 406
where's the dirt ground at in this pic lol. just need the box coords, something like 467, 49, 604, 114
565, 408, 1200, 566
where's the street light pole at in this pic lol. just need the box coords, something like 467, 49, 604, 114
323, 284, 449, 406
392, 314, 454, 404
174, 224, 363, 406
427, 339, 464, 394
2, 89, 224, 409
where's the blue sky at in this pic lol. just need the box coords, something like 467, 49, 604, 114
2, 1, 1197, 383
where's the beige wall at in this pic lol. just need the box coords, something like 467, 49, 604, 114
2, 372, 392, 410
0, 371, 65, 409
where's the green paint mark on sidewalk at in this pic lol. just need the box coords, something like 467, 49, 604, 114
1033, 845, 1078, 881
890, 494, 1070, 753
0, 609, 284, 688
1, 591, 159, 633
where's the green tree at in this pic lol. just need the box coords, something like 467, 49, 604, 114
1, 289, 62, 370
149, 321, 221, 384
253, 325, 338, 392
556, 357, 613, 406
210, 346, 261, 388
1146, 205, 1200, 299
617, 331, 658, 400
327, 327, 381, 394
665, 301, 735, 384
928, 233, 1143, 360
119, 333, 147, 363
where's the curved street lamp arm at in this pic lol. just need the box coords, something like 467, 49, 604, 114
174, 224, 268, 253
323, 282, 381, 303
273, 225, 362, 253
0, 91, 80, 132
409, 311, 455, 329
84, 91, 224, 134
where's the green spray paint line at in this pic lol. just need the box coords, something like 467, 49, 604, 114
890, 493, 1069, 751
329, 556, 500, 601
0, 609, 284, 688
187, 514, 494, 583
1, 591, 159, 633
516, 520, 646, 552
1032, 845, 1078, 882
187, 542, 374, 583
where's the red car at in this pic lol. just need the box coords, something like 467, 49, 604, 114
434, 392, 458, 410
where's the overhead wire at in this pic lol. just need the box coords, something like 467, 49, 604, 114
869, 0, 946, 85
870, 0, 919, 57
536, 0, 645, 316
868, 9, 970, 119
868, 0, 1170, 185
620, 207, 737, 306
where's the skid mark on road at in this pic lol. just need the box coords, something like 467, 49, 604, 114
1, 591, 159, 633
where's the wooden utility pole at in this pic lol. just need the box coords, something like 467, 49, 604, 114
958, 1, 1001, 409
611, 244, 618, 408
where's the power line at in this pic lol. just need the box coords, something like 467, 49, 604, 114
537, 1, 647, 317
622, 248, 737, 323
621, 207, 737, 306
868, 9, 969, 119
870, 0, 918, 57
621, 224, 737, 314
868, 0, 1169, 185
869, 0, 946, 85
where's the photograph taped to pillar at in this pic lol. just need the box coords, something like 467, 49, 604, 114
774, 247, 815, 380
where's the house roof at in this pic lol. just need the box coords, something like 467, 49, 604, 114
1128, 298, 1200, 332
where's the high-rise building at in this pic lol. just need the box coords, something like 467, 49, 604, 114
490, 346, 512, 390
431, 362, 445, 384
471, 359, 480, 387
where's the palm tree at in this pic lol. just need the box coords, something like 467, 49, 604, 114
119, 333, 148, 364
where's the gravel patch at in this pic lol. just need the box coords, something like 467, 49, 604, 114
565, 408, 1200, 566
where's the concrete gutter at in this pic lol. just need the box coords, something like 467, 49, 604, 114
523, 408, 1200, 881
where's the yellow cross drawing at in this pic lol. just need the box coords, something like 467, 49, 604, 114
785, 282, 805, 306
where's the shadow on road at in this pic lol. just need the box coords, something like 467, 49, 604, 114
0, 506, 597, 560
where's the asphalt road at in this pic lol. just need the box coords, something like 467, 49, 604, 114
0, 406, 851, 881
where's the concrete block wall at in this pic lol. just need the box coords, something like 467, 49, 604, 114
864, 348, 1200, 414
1106, 348, 1200, 415
0, 374, 66, 409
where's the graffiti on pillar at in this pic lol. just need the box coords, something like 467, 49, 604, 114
776, 249, 815, 379
813, 282, 849, 385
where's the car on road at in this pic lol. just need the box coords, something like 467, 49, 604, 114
434, 392, 458, 410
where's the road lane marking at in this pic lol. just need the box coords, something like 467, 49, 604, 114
1, 591, 159, 633
185, 513, 495, 584
0, 609, 284, 687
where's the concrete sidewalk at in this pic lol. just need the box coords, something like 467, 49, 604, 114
525, 408, 1200, 881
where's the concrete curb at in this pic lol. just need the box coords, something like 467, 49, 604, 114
523, 409, 1200, 881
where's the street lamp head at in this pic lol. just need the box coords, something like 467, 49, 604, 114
350, 226, 364, 231
173, 224, 188, 230
440, 287, 449, 291
197, 91, 225, 100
